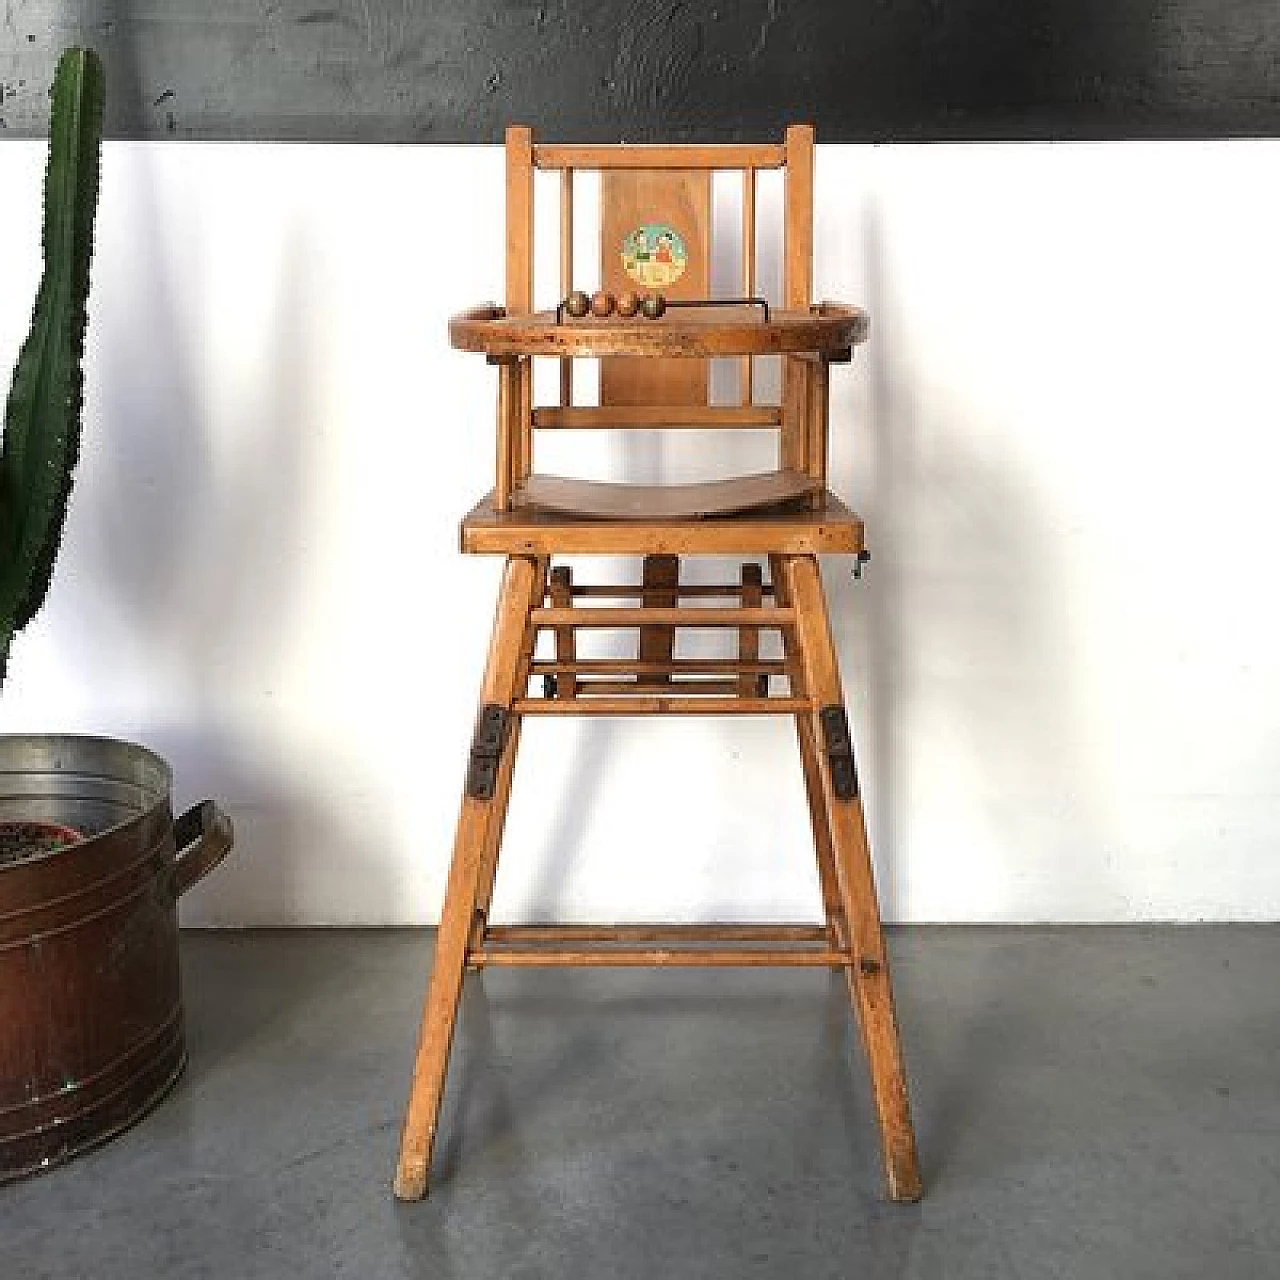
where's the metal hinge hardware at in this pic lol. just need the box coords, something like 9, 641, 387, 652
819, 704, 860, 801
465, 704, 512, 800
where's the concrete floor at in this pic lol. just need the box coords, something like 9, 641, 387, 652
1, 927, 1277, 1279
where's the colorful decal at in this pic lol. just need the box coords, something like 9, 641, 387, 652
621, 223, 688, 288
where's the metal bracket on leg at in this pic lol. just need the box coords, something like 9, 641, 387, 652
819, 704, 859, 801
465, 704, 512, 800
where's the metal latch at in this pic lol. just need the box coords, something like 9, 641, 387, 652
465, 704, 511, 800
819, 704, 859, 801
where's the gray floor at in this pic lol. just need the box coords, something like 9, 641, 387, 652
1, 927, 1277, 1279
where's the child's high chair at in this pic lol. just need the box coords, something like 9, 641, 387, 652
393, 125, 922, 1203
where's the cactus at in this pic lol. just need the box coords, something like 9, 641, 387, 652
0, 48, 105, 686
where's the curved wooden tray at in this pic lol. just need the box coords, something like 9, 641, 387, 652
449, 301, 869, 359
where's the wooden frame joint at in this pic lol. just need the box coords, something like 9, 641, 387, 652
465, 703, 513, 799
819, 703, 859, 801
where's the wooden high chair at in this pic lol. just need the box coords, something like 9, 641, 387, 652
394, 125, 922, 1203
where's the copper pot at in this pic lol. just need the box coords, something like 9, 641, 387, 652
0, 735, 232, 1181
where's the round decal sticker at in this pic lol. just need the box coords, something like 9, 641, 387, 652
621, 224, 688, 288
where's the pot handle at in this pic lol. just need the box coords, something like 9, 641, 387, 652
171, 800, 235, 897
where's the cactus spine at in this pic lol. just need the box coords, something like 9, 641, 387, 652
0, 47, 105, 685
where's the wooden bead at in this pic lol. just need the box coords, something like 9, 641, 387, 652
616, 291, 640, 318
563, 290, 590, 318
640, 293, 666, 320
590, 290, 616, 317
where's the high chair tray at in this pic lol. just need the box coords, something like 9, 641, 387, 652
449, 301, 869, 360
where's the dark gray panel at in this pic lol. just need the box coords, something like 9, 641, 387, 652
2, 0, 1279, 141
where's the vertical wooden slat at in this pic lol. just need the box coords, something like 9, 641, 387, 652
741, 167, 756, 407
638, 554, 680, 687
519, 356, 533, 482
503, 126, 534, 507
783, 125, 814, 307
806, 355, 829, 492
738, 562, 763, 696
506, 125, 534, 312
495, 360, 516, 511
550, 565, 576, 699
560, 167, 574, 407
781, 125, 815, 475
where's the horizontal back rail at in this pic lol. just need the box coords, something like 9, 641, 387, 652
534, 143, 785, 171
532, 406, 782, 429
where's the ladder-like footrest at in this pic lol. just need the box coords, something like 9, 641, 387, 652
472, 922, 848, 968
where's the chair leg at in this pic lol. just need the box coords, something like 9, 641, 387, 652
769, 555, 847, 959
780, 553, 923, 1203
470, 557, 548, 952
394, 555, 541, 1201
467, 715, 523, 957
795, 713, 855, 962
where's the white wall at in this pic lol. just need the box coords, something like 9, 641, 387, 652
1, 139, 1278, 924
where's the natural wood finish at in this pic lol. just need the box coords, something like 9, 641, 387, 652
533, 405, 781, 429
494, 360, 517, 511
514, 470, 820, 520
468, 555, 547, 954
450, 303, 867, 361
559, 167, 574, 408
806, 355, 830, 489
738, 562, 763, 696
505, 126, 534, 312
783, 124, 814, 309
531, 605, 791, 628
639, 554, 679, 687
769, 552, 847, 963
567, 584, 777, 599
530, 658, 786, 675
534, 143, 785, 171
569, 678, 742, 696
400, 127, 922, 1207
460, 491, 864, 556
780, 553, 922, 1203
471, 947, 846, 968
600, 168, 711, 406
549, 565, 576, 699
741, 166, 757, 406
513, 695, 811, 716
395, 555, 542, 1202
483, 924, 828, 944
518, 358, 533, 483
781, 125, 815, 477
780, 355, 808, 473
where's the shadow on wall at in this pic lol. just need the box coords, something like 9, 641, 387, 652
854, 200, 1113, 921
66, 9, 400, 920
854, 198, 1120, 1183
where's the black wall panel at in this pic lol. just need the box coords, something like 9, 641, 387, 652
2, 0, 1279, 141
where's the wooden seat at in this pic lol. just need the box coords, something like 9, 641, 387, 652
514, 470, 820, 520
461, 486, 863, 555
394, 125, 923, 1207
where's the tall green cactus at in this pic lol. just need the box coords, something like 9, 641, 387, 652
0, 47, 105, 686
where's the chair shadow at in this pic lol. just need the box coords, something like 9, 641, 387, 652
854, 198, 1119, 1189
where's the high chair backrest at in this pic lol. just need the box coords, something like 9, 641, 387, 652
504, 125, 818, 469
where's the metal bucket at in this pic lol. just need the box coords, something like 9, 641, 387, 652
0, 735, 232, 1181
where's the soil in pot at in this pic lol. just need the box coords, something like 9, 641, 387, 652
0, 820, 84, 866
